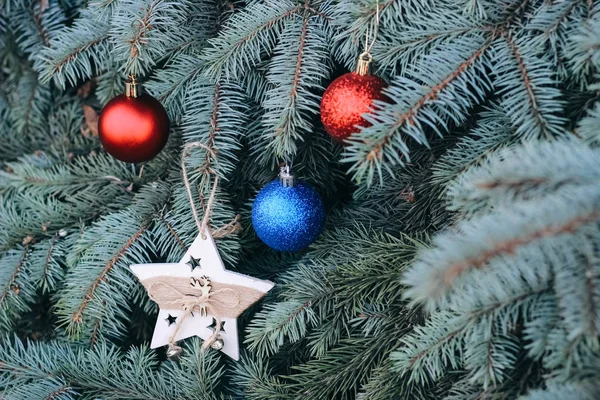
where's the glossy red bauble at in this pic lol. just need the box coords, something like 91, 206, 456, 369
320, 72, 387, 142
98, 94, 169, 163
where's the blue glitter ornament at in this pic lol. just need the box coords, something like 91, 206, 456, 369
252, 167, 325, 252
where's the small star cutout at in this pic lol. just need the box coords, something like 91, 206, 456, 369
209, 317, 226, 332
186, 255, 201, 271
165, 314, 177, 326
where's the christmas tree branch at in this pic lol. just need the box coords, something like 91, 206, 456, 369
583, 255, 598, 337
37, 13, 111, 88
0, 152, 147, 253
110, 0, 192, 76
443, 208, 600, 287
10, 73, 52, 138
258, 7, 330, 161
392, 289, 546, 385
552, 240, 600, 343
43, 383, 73, 400
181, 81, 246, 192
202, 1, 303, 80
248, 227, 421, 357
431, 106, 515, 188
526, 1, 590, 85
56, 182, 171, 339
375, 41, 490, 152
11, 3, 66, 59
230, 356, 291, 400
495, 32, 566, 138
0, 337, 226, 399
566, 14, 600, 81
70, 224, 147, 328
40, 236, 57, 288
331, 0, 415, 69
372, 7, 497, 75
0, 154, 136, 191
376, 25, 494, 71
359, 357, 427, 400
157, 213, 187, 252
404, 186, 600, 310
522, 379, 600, 399
246, 297, 322, 357
0, 248, 27, 301
345, 34, 494, 184
287, 334, 399, 399
578, 103, 600, 146
28, 234, 67, 294
542, 2, 581, 37
0, 248, 29, 331
150, 54, 206, 118
446, 141, 600, 214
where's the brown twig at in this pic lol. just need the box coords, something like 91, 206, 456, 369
477, 177, 548, 190
41, 235, 58, 285
544, 1, 580, 36
50, 36, 108, 75
503, 32, 550, 136
89, 318, 100, 348
289, 6, 309, 104
44, 384, 72, 400
158, 214, 187, 251
443, 209, 600, 285
32, 6, 51, 46
0, 248, 28, 306
366, 38, 494, 163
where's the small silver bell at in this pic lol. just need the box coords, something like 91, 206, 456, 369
210, 336, 224, 350
166, 343, 183, 360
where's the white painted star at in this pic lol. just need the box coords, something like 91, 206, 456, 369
130, 228, 274, 360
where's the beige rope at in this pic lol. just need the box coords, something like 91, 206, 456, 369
178, 140, 245, 350
169, 289, 234, 351
180, 142, 220, 240
211, 214, 242, 239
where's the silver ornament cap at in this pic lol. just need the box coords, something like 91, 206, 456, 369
279, 165, 295, 188
166, 343, 183, 360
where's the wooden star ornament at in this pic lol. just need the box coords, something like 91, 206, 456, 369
130, 228, 274, 360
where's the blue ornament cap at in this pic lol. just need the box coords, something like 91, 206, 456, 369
252, 177, 325, 252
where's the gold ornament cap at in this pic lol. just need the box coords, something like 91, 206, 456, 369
125, 75, 142, 98
355, 52, 373, 76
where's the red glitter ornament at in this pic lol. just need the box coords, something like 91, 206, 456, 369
320, 53, 387, 142
98, 77, 169, 163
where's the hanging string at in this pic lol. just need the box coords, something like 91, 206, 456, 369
181, 142, 240, 240
212, 214, 241, 239
177, 144, 245, 352
363, 0, 380, 56
181, 142, 217, 239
